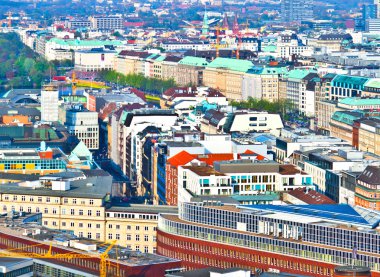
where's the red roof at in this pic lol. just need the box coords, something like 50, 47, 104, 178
239, 149, 266, 161
287, 187, 336, 204
130, 88, 146, 102
196, 154, 234, 166
167, 151, 196, 167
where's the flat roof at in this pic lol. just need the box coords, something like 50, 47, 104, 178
182, 166, 226, 177
239, 204, 380, 228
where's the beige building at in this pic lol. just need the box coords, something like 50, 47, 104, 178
316, 100, 342, 133
105, 205, 177, 253
356, 118, 380, 156
161, 57, 181, 81
0, 171, 177, 254
114, 51, 150, 76
74, 49, 116, 72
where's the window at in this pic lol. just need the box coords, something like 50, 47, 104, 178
79, 232, 83, 238
63, 198, 68, 204
116, 234, 120, 240
153, 236, 156, 242
62, 222, 66, 227
108, 224, 112, 229
13, 196, 17, 201
144, 235, 149, 242
96, 210, 101, 217
87, 233, 92, 239
36, 207, 40, 213
126, 225, 131, 230
144, 226, 149, 231
43, 221, 48, 226
21, 196, 25, 201
44, 208, 48, 214
88, 223, 92, 228
96, 233, 101, 240
108, 233, 113, 239
79, 210, 83, 216
71, 222, 75, 227
52, 221, 57, 227
46, 197, 50, 203
79, 223, 83, 228
70, 209, 75, 215
144, 246, 149, 253
136, 226, 140, 231
135, 246, 140, 252
72, 199, 77, 204
96, 224, 101, 229
136, 235, 140, 241
153, 227, 157, 231
127, 234, 131, 241
52, 208, 57, 215
116, 225, 120, 230
88, 210, 92, 216
89, 199, 94, 205
30, 196, 33, 202
62, 208, 66, 215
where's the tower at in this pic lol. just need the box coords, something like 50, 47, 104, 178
374, 0, 380, 18
201, 8, 209, 37
222, 13, 229, 30
232, 13, 240, 34
41, 84, 59, 123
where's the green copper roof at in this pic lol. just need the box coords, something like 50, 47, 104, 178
72, 141, 92, 159
263, 45, 277, 52
179, 56, 209, 67
49, 38, 123, 47
339, 97, 380, 106
331, 111, 364, 125
206, 57, 253, 72
287, 69, 317, 80
247, 66, 288, 75
332, 75, 369, 86
364, 78, 380, 89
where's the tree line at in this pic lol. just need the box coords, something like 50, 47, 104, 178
99, 70, 176, 95
0, 33, 56, 88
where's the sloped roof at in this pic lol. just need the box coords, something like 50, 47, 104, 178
71, 141, 92, 159
179, 56, 209, 67
196, 153, 234, 166
167, 151, 196, 167
287, 187, 336, 204
207, 57, 253, 72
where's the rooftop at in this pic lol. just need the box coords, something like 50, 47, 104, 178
286, 187, 336, 204
182, 165, 226, 177
206, 57, 253, 72
338, 97, 380, 106
178, 56, 209, 67
239, 204, 380, 229
49, 38, 123, 47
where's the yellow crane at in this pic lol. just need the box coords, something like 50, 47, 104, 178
0, 240, 119, 277
212, 26, 229, 58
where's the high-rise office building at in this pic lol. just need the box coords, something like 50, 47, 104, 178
281, 0, 314, 22
41, 84, 59, 122
375, 0, 380, 18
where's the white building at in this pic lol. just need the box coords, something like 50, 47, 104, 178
41, 85, 59, 123
223, 111, 284, 135
65, 106, 99, 150
74, 49, 117, 72
89, 15, 124, 30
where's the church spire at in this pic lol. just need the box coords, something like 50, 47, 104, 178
202, 6, 209, 36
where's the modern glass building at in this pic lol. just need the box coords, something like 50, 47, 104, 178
157, 201, 380, 277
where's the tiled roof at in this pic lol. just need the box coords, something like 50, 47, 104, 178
358, 165, 380, 185
287, 187, 336, 204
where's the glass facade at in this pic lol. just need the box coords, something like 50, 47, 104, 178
158, 202, 380, 273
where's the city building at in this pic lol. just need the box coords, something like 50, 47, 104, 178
355, 165, 380, 210
89, 15, 124, 30
74, 48, 117, 72
281, 0, 314, 22
40, 85, 59, 123
65, 105, 99, 150
330, 75, 369, 100
158, 201, 380, 276
0, 258, 33, 277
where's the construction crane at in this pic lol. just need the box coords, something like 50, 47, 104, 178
236, 34, 242, 60
5, 11, 12, 27
0, 240, 119, 277
71, 71, 77, 96
212, 26, 228, 58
